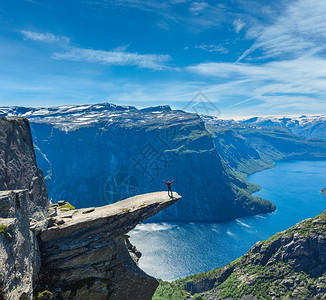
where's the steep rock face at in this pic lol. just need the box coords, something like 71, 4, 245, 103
0, 190, 40, 300
23, 104, 275, 222
0, 117, 49, 300
207, 126, 270, 178
38, 192, 181, 300
0, 117, 49, 230
158, 211, 326, 299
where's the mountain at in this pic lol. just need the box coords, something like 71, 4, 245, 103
0, 103, 275, 222
153, 210, 326, 299
204, 116, 326, 177
205, 114, 326, 141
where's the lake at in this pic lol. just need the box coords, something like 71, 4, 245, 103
129, 160, 326, 281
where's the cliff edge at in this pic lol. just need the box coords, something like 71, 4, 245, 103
38, 192, 181, 300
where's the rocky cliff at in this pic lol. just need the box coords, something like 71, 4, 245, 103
0, 117, 181, 300
1, 103, 274, 222
0, 117, 49, 232
0, 190, 40, 300
38, 192, 181, 299
0, 117, 49, 300
154, 211, 326, 299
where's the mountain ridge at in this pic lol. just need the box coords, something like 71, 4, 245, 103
0, 104, 276, 222
153, 210, 326, 299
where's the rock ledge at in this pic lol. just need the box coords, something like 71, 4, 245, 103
38, 192, 181, 300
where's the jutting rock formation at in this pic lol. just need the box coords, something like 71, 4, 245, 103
0, 117, 181, 300
39, 192, 180, 299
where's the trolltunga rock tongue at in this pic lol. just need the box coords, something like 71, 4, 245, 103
38, 192, 181, 300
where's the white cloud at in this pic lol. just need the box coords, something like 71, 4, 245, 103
21, 30, 171, 70
233, 19, 245, 34
52, 47, 171, 70
189, 2, 208, 15
21, 30, 70, 44
193, 44, 228, 54
238, 0, 326, 61
188, 56, 326, 85
187, 55, 326, 115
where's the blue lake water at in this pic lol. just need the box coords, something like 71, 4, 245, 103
129, 160, 326, 281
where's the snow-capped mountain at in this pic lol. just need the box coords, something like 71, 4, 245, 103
0, 102, 275, 222
203, 114, 326, 140
0, 103, 180, 131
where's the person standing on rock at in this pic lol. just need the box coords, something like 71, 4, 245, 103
163, 179, 174, 197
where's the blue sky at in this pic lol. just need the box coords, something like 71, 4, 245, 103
0, 0, 326, 117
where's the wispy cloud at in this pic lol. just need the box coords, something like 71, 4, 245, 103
233, 19, 245, 34
77, 0, 227, 31
52, 47, 171, 70
21, 30, 70, 44
21, 30, 171, 70
189, 2, 208, 15
237, 0, 326, 61
188, 54, 326, 115
192, 44, 228, 54
188, 56, 326, 86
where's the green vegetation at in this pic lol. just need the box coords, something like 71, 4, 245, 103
0, 225, 8, 233
152, 280, 187, 300
36, 290, 52, 299
120, 208, 131, 213
59, 202, 75, 212
234, 187, 276, 215
193, 294, 207, 300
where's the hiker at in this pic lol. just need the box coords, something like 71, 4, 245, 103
163, 179, 174, 197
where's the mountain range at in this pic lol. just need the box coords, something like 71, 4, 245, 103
1, 104, 325, 222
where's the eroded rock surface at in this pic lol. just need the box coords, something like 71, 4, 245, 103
0, 117, 49, 232
0, 190, 39, 300
39, 192, 181, 300
0, 117, 49, 300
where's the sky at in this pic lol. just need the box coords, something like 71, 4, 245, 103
0, 0, 326, 117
